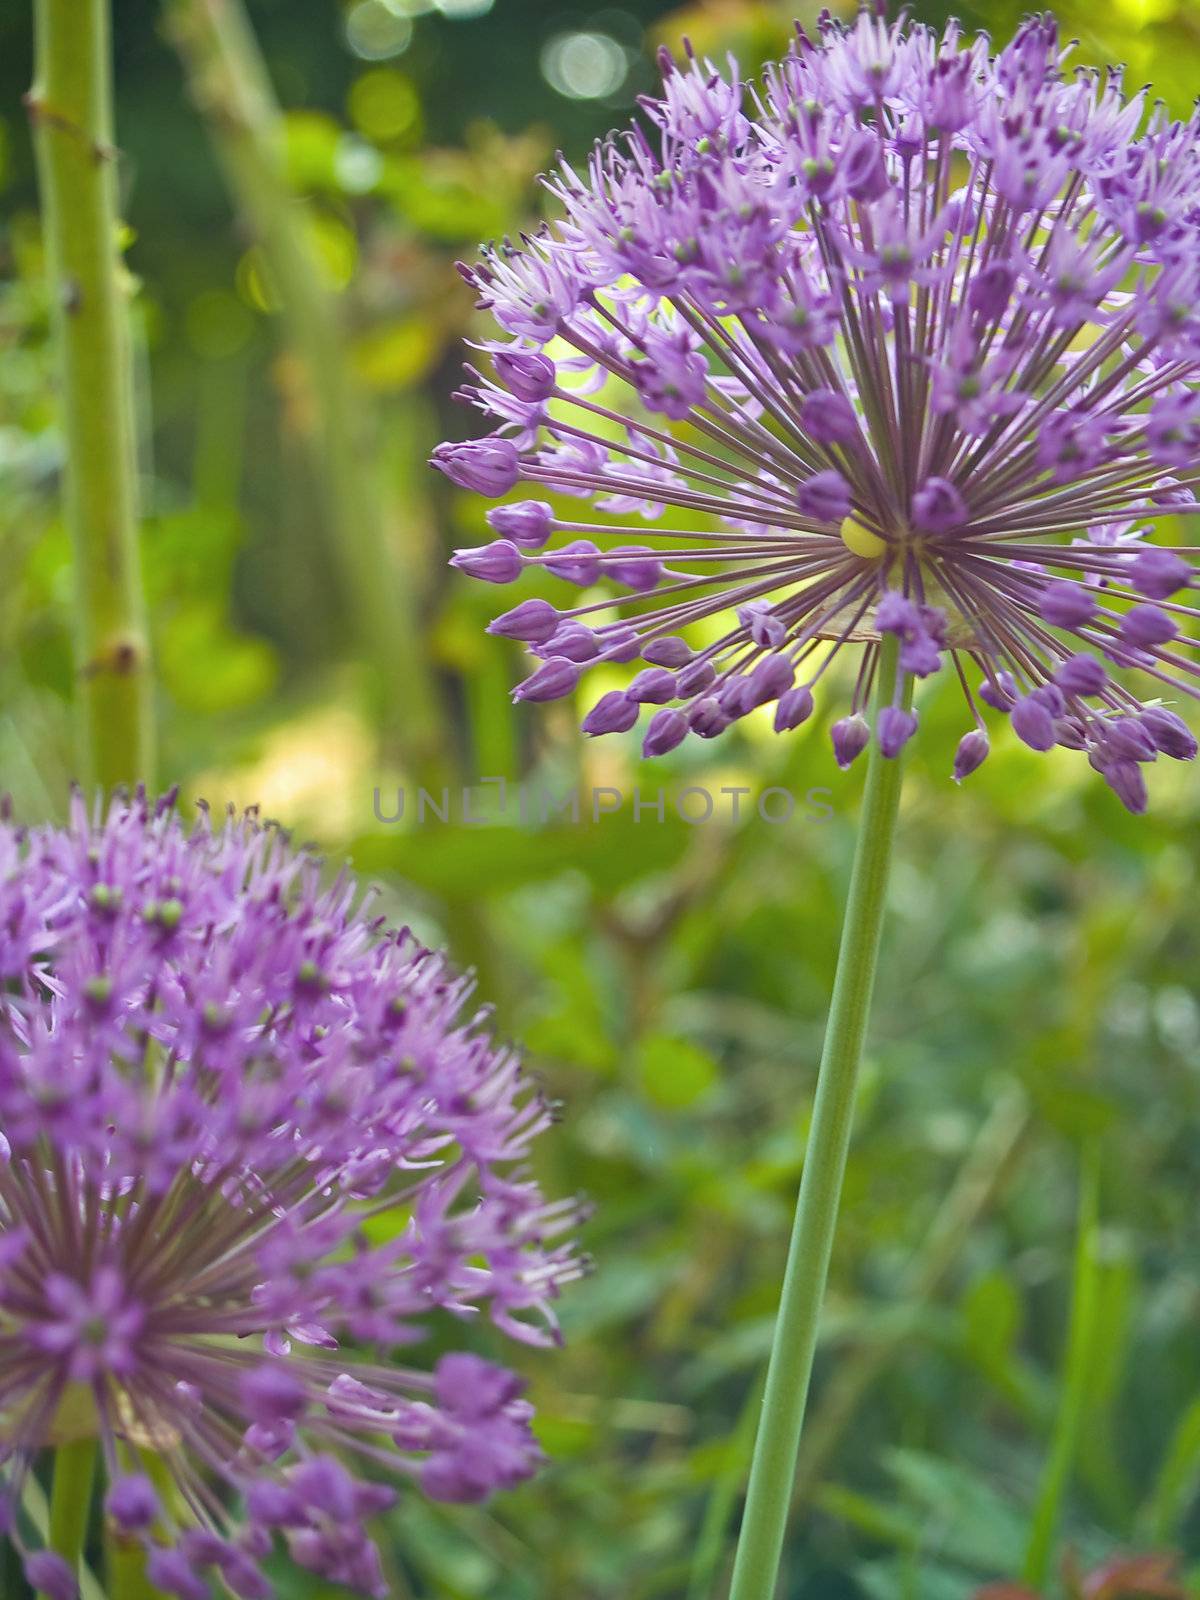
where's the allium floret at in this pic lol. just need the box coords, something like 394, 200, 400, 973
0, 793, 583, 1598
435, 9, 1200, 811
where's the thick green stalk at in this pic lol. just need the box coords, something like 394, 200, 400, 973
728, 634, 910, 1600
103, 1447, 174, 1597
21, 1470, 107, 1600
28, 0, 154, 791
38, 1438, 98, 1599
1023, 1139, 1103, 1587
104, 1532, 160, 1599
164, 0, 445, 781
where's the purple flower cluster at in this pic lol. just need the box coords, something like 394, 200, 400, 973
0, 793, 582, 1598
434, 10, 1200, 811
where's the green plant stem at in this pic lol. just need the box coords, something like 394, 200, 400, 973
104, 1531, 160, 1599
28, 0, 154, 792
21, 1470, 107, 1600
164, 0, 445, 782
103, 1447, 177, 1598
38, 1439, 98, 1599
1023, 1139, 1104, 1588
728, 633, 911, 1600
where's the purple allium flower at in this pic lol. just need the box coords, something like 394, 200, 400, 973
797, 469, 853, 523
450, 539, 524, 584
775, 684, 815, 732
430, 438, 520, 497
831, 714, 871, 770
485, 500, 556, 548
487, 598, 560, 642
24, 1551, 77, 1600
953, 729, 991, 783
643, 707, 690, 756
0, 793, 583, 1599
435, 14, 1200, 810
538, 622, 601, 662
877, 706, 919, 758
493, 350, 557, 403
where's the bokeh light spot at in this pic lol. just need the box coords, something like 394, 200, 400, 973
184, 289, 255, 360
1112, 0, 1176, 21
307, 212, 358, 289
434, 0, 495, 17
335, 136, 385, 194
348, 66, 420, 142
540, 31, 628, 100
345, 0, 413, 60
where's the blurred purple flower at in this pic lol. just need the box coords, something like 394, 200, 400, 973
0, 793, 583, 1598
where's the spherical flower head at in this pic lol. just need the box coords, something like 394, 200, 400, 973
437, 12, 1199, 809
0, 792, 583, 1597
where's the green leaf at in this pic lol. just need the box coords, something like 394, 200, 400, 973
636, 1033, 720, 1110
351, 815, 693, 897
963, 1271, 1024, 1367
1143, 1395, 1200, 1543
283, 110, 344, 190
353, 317, 440, 392
157, 602, 278, 714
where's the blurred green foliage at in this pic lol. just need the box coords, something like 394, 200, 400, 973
2, 1, 1200, 1597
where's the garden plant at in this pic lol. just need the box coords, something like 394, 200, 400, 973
0, 2, 1198, 1598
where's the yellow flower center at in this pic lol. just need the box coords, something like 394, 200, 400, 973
839, 515, 887, 560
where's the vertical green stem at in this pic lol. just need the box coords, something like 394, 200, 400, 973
164, 0, 445, 782
1023, 1139, 1103, 1587
103, 1445, 174, 1597
28, 0, 154, 792
103, 1534, 160, 1600
728, 634, 910, 1600
38, 1438, 98, 1599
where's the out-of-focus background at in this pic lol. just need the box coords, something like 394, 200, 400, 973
2, 2, 1199, 1596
